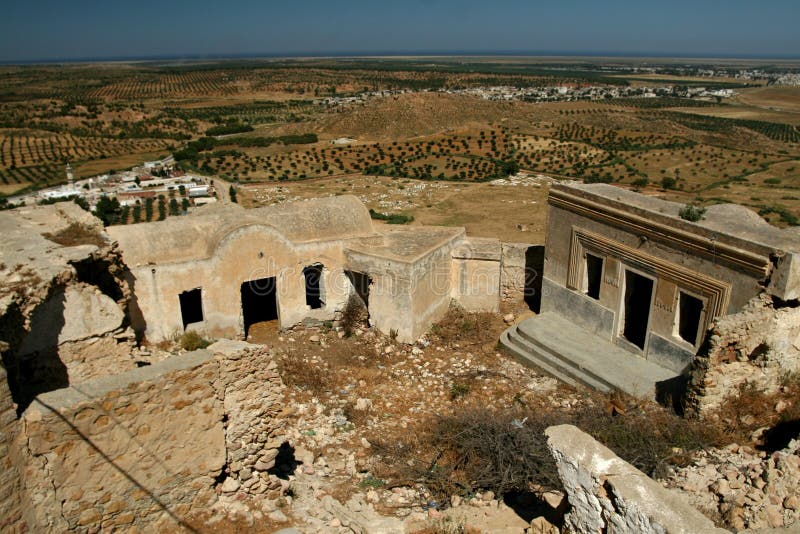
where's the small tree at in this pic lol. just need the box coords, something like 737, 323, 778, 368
679, 204, 707, 222
168, 197, 180, 216
229, 185, 238, 203
661, 176, 677, 190
157, 195, 167, 221
94, 196, 121, 226
144, 197, 154, 221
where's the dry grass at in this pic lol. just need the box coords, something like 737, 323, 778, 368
370, 396, 726, 504
42, 222, 105, 247
429, 306, 505, 348
706, 373, 800, 449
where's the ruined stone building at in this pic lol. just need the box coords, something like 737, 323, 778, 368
503, 183, 800, 400
108, 195, 502, 344
3, 187, 798, 531
0, 197, 531, 531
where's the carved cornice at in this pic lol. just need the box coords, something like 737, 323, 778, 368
549, 188, 771, 279
568, 227, 731, 322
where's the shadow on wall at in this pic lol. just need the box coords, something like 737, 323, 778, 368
125, 270, 147, 344
34, 393, 200, 532
3, 285, 69, 415
525, 246, 545, 313
70, 256, 124, 301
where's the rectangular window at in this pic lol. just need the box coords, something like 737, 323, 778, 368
303, 264, 325, 309
584, 254, 603, 300
677, 291, 704, 345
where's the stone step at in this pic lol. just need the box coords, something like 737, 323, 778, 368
513, 325, 617, 391
500, 313, 679, 399
501, 328, 612, 393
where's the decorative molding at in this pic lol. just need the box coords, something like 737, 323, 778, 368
549, 189, 771, 279
568, 227, 731, 324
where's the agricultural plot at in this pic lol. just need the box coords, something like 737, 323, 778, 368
190, 128, 527, 183
655, 112, 800, 143
0, 131, 171, 169
0, 130, 173, 193
86, 71, 240, 100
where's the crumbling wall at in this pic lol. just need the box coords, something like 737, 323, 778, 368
500, 242, 542, 307
0, 366, 24, 533
545, 424, 727, 534
1, 219, 134, 412
17, 350, 225, 532
208, 340, 288, 496
10, 341, 288, 532
685, 294, 800, 416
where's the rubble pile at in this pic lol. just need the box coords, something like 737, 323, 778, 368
687, 294, 800, 417
667, 439, 800, 531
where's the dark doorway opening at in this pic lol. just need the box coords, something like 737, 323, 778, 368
303, 264, 325, 309
585, 254, 603, 301
677, 292, 703, 345
240, 277, 278, 338
179, 288, 203, 329
622, 270, 653, 350
524, 246, 545, 312
345, 270, 371, 310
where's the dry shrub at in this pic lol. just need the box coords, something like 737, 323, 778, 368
707, 374, 800, 448
277, 356, 328, 395
43, 222, 105, 247
371, 396, 722, 503
342, 400, 371, 428
411, 515, 477, 534
179, 330, 211, 351
429, 306, 502, 347
340, 294, 368, 337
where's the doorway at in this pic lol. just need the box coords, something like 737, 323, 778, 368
345, 270, 371, 310
584, 253, 603, 301
621, 270, 654, 350
524, 246, 544, 312
240, 277, 278, 338
179, 288, 203, 329
303, 264, 325, 309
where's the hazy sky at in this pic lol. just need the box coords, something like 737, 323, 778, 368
1, 0, 798, 62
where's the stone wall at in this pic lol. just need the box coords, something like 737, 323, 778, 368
500, 242, 542, 305
209, 340, 287, 496
545, 424, 727, 534
17, 351, 226, 532
686, 294, 800, 416
452, 238, 502, 313
9, 340, 287, 532
0, 366, 24, 533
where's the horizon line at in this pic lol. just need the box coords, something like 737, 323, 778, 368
3, 49, 800, 66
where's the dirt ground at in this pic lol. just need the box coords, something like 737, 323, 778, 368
239, 173, 550, 244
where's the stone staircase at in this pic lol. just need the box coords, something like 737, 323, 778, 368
500, 313, 679, 399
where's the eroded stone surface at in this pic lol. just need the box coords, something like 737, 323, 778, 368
546, 424, 727, 534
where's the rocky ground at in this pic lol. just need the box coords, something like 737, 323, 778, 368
151, 305, 800, 533
666, 438, 800, 531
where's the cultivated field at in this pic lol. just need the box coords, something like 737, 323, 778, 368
2, 58, 800, 228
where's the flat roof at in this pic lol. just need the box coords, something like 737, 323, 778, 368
553, 183, 800, 254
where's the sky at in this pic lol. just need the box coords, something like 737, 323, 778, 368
0, 0, 798, 62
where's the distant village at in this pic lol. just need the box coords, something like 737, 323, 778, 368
3, 156, 219, 218
316, 82, 736, 107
